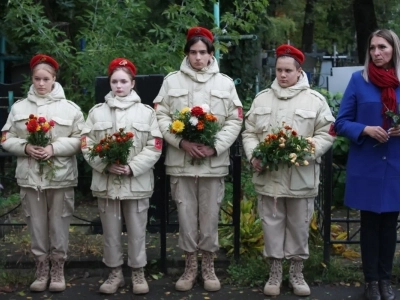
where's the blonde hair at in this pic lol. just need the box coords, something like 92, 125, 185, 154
363, 29, 400, 82
31, 63, 57, 78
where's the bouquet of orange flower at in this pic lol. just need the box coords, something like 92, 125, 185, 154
252, 122, 315, 172
25, 114, 59, 179
169, 104, 220, 164
88, 128, 134, 167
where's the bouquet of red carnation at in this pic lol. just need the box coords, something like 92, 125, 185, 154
88, 128, 134, 167
25, 114, 59, 179
169, 104, 220, 164
252, 122, 315, 172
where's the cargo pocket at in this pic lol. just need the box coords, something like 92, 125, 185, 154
137, 198, 150, 213
52, 116, 73, 138
20, 189, 30, 218
292, 109, 316, 136
97, 198, 106, 214
170, 176, 180, 204
254, 107, 272, 133
216, 177, 225, 205
61, 190, 75, 217
289, 164, 316, 191
210, 90, 229, 118
168, 89, 189, 113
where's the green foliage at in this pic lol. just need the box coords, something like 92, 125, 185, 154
219, 163, 263, 258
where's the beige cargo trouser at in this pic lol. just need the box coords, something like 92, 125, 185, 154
257, 195, 314, 260
20, 187, 74, 260
98, 198, 149, 268
170, 176, 225, 253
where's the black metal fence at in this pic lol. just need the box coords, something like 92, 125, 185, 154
0, 76, 362, 269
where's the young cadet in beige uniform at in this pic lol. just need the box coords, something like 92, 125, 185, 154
242, 45, 335, 297
154, 26, 243, 292
81, 58, 162, 295
1, 54, 84, 292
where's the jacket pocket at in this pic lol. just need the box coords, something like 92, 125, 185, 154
130, 170, 154, 193
292, 109, 316, 136
92, 121, 113, 142
52, 116, 73, 138
210, 90, 229, 118
131, 122, 150, 154
51, 156, 76, 182
253, 107, 272, 133
91, 171, 108, 192
13, 114, 29, 133
61, 189, 75, 217
165, 145, 185, 167
289, 163, 316, 191
15, 157, 29, 179
210, 151, 230, 167
168, 89, 189, 113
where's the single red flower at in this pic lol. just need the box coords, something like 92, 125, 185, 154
191, 106, 205, 117
291, 130, 298, 136
49, 120, 55, 127
38, 117, 46, 123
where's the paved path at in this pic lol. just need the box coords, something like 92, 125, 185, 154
2, 276, 399, 300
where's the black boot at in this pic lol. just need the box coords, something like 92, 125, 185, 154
379, 280, 396, 300
365, 281, 381, 300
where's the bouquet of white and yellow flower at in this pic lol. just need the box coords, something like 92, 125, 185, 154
252, 122, 315, 172
169, 104, 220, 164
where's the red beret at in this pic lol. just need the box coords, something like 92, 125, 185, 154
276, 44, 305, 65
30, 54, 59, 71
108, 58, 137, 77
186, 26, 214, 43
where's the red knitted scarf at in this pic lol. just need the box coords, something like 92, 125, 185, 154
368, 62, 400, 129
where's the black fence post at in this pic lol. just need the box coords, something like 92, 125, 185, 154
323, 147, 333, 265
232, 139, 241, 261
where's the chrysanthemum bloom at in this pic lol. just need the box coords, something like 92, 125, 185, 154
42, 122, 51, 132
201, 104, 210, 113
171, 120, 185, 133
291, 130, 298, 136
38, 117, 46, 123
180, 107, 190, 114
303, 160, 309, 166
191, 106, 204, 117
196, 121, 205, 130
189, 116, 199, 126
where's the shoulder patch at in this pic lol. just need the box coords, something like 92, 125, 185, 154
66, 100, 82, 111
254, 88, 271, 98
88, 103, 104, 114
309, 90, 326, 102
164, 71, 179, 80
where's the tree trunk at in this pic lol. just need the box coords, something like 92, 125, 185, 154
353, 0, 378, 64
301, 0, 316, 53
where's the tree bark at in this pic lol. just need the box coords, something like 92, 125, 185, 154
353, 0, 378, 64
301, 0, 316, 53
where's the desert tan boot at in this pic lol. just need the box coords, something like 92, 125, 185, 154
175, 251, 198, 291
99, 266, 125, 294
201, 250, 221, 292
131, 267, 149, 294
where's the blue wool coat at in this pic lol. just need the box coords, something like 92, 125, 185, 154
335, 70, 400, 213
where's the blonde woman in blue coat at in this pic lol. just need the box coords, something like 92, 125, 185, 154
335, 29, 400, 300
